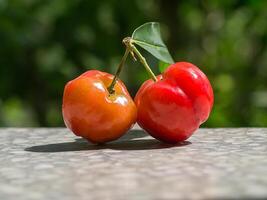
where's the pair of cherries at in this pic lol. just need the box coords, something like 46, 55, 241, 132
62, 61, 213, 144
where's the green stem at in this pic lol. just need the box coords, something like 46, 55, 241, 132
130, 44, 157, 82
107, 49, 130, 94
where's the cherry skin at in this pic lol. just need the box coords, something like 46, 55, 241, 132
62, 70, 137, 144
135, 62, 214, 144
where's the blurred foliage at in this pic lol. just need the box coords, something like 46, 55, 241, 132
0, 0, 267, 127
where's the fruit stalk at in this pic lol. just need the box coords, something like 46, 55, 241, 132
123, 37, 157, 82
107, 48, 130, 94
130, 44, 157, 82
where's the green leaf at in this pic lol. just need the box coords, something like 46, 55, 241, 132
158, 61, 170, 73
131, 22, 174, 64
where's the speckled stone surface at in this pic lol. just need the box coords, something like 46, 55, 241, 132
0, 127, 267, 200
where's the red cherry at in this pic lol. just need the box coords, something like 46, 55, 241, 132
135, 62, 213, 143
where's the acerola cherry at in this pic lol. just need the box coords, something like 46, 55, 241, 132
62, 70, 137, 144
135, 62, 213, 144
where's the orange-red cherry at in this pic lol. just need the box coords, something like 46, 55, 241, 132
62, 70, 137, 144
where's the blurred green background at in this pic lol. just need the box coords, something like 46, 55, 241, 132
0, 0, 267, 127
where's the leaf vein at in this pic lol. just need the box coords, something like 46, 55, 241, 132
132, 39, 167, 49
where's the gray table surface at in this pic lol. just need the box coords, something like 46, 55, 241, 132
0, 127, 267, 200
